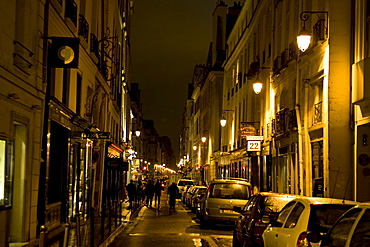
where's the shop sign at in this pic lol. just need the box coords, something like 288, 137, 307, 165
238, 125, 257, 137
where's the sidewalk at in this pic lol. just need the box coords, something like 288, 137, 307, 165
47, 200, 143, 247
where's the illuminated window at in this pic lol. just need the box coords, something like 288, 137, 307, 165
0, 139, 13, 209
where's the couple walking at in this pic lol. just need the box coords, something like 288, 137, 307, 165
145, 180, 163, 208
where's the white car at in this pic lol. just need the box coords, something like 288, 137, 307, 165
177, 179, 194, 199
319, 202, 370, 247
262, 197, 358, 247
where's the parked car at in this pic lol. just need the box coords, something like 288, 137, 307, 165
316, 202, 370, 247
199, 178, 253, 228
182, 184, 193, 204
177, 179, 194, 199
262, 197, 358, 247
185, 185, 206, 208
191, 187, 207, 213
232, 192, 299, 247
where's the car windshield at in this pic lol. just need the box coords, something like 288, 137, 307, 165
178, 181, 193, 186
210, 183, 250, 199
308, 204, 355, 233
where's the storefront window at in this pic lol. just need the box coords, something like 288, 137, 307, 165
0, 139, 13, 209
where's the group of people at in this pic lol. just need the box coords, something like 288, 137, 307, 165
126, 179, 179, 210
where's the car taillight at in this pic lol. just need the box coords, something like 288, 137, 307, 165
297, 232, 311, 247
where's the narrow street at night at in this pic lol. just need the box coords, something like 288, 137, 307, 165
109, 193, 233, 247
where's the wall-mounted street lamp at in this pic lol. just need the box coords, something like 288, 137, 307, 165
135, 130, 141, 137
201, 136, 207, 143
297, 11, 328, 52
220, 116, 227, 127
193, 145, 197, 151
253, 79, 263, 94
220, 110, 234, 127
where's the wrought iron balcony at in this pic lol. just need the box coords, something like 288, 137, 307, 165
78, 14, 89, 43
273, 56, 281, 76
65, 0, 77, 26
90, 33, 100, 60
288, 41, 297, 61
272, 108, 297, 137
313, 20, 326, 45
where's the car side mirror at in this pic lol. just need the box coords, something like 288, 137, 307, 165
261, 215, 271, 224
307, 231, 322, 243
233, 206, 243, 213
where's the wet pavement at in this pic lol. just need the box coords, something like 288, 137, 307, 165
108, 193, 233, 247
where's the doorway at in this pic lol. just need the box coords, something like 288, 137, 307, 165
10, 122, 27, 242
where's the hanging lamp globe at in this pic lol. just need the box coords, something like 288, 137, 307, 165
297, 27, 311, 52
220, 116, 227, 127
253, 80, 263, 94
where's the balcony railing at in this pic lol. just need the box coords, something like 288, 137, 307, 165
280, 49, 289, 69
45, 202, 62, 230
273, 56, 281, 76
78, 14, 89, 43
288, 41, 297, 61
90, 33, 100, 60
313, 20, 326, 45
272, 108, 297, 136
65, 0, 77, 26
314, 101, 323, 124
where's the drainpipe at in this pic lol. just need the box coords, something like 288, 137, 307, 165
295, 80, 304, 196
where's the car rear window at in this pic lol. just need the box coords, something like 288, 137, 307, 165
322, 208, 362, 247
178, 181, 194, 186
261, 196, 296, 213
210, 183, 250, 199
308, 204, 355, 233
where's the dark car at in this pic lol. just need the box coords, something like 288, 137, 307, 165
317, 202, 370, 247
232, 192, 298, 247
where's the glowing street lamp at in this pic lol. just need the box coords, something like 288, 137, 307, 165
135, 130, 141, 137
253, 80, 263, 94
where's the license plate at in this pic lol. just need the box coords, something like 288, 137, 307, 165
220, 209, 234, 213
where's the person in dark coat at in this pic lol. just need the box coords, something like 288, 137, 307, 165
154, 180, 164, 208
167, 182, 179, 209
145, 180, 155, 208
126, 179, 136, 209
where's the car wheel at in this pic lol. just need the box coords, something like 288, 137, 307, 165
232, 230, 242, 247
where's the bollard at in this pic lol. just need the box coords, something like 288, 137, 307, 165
39, 225, 47, 247
63, 222, 70, 247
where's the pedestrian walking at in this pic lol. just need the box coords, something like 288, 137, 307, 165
154, 180, 163, 208
145, 180, 155, 208
126, 179, 136, 210
167, 182, 179, 209
137, 180, 144, 203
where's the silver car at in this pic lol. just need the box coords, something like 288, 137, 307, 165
199, 179, 253, 228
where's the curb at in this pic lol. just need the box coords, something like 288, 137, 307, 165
98, 205, 145, 247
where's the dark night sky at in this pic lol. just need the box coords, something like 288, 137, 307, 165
131, 0, 244, 161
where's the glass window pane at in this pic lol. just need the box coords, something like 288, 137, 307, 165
272, 201, 296, 227
350, 209, 370, 247
322, 208, 361, 247
284, 202, 304, 228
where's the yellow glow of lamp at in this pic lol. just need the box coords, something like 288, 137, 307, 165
220, 116, 227, 127
253, 80, 263, 94
201, 136, 206, 143
193, 145, 197, 151
297, 26, 311, 52
135, 130, 141, 137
